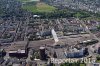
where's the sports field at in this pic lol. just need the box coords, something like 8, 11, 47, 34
22, 2, 56, 13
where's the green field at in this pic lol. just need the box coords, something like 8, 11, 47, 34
81, 16, 100, 21
18, 0, 30, 2
80, 64, 86, 66
22, 2, 56, 13
36, 3, 56, 12
18, 0, 40, 2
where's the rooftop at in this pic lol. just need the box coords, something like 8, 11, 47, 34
8, 41, 28, 52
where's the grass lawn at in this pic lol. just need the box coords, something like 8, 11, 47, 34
82, 17, 100, 21
18, 0, 40, 2
18, 0, 30, 2
80, 64, 86, 66
36, 3, 56, 12
22, 2, 56, 13
23, 5, 38, 12
96, 60, 100, 63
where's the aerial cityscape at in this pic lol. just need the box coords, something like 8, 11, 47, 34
0, 0, 100, 66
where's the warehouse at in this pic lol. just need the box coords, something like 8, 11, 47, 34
8, 41, 28, 58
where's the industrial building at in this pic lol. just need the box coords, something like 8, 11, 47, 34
79, 39, 99, 45
8, 41, 28, 58
64, 48, 88, 58
39, 47, 47, 60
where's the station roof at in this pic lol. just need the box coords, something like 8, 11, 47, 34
8, 41, 27, 53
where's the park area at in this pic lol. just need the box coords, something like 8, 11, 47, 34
18, 0, 40, 2
20, 0, 56, 13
